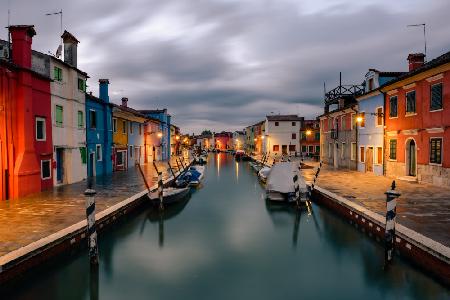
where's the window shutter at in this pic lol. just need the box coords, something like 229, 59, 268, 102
431, 84, 443, 110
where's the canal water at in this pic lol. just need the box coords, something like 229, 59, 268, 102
3, 153, 449, 299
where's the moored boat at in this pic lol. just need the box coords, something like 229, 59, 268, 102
149, 187, 191, 205
265, 162, 307, 203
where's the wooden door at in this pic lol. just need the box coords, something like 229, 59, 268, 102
366, 147, 373, 172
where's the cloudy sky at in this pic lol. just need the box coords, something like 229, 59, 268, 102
2, 0, 450, 134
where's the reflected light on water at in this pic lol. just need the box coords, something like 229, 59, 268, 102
217, 153, 220, 177
235, 161, 239, 181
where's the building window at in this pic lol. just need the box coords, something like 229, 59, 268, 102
275, 122, 279, 126
389, 139, 397, 160
430, 83, 443, 111
315, 145, 320, 153
130, 123, 133, 134
376, 107, 383, 126
139, 124, 142, 135
273, 145, 279, 152
341, 116, 346, 131
80, 147, 87, 164
78, 78, 86, 92
122, 120, 126, 134
328, 143, 332, 158
389, 96, 398, 118
302, 145, 307, 152
351, 142, 357, 161
129, 145, 133, 158
359, 112, 365, 128
291, 122, 296, 126
289, 145, 296, 152
77, 111, 84, 128
96, 144, 102, 161
351, 114, 355, 130
368, 78, 374, 91
36, 117, 46, 141
292, 133, 296, 140
55, 105, 63, 126
406, 90, 416, 114
376, 147, 383, 165
341, 142, 345, 159
53, 66, 62, 81
113, 118, 117, 133
359, 147, 365, 163
89, 110, 97, 129
41, 160, 51, 180
430, 138, 442, 164
301, 132, 306, 140
315, 132, 320, 141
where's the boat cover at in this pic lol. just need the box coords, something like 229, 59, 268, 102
266, 162, 299, 193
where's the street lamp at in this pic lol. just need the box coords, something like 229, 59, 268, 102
175, 135, 180, 140
356, 116, 364, 123
306, 130, 312, 136
157, 132, 163, 138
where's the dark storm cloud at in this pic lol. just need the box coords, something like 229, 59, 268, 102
2, 0, 450, 133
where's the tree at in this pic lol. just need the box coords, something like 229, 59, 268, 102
201, 130, 212, 136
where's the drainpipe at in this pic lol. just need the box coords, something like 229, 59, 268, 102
351, 105, 358, 170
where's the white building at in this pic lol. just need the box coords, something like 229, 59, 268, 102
51, 31, 88, 185
232, 131, 245, 150
263, 115, 303, 157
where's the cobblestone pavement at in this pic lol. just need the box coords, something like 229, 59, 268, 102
0, 156, 190, 257
301, 163, 450, 248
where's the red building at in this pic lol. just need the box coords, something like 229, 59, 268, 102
300, 119, 320, 158
214, 132, 232, 151
0, 25, 53, 200
382, 52, 450, 186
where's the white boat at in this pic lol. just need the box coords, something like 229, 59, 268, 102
149, 187, 191, 205
258, 166, 271, 183
265, 162, 307, 203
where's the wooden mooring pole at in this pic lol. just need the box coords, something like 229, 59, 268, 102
84, 178, 99, 266
385, 180, 400, 266
153, 162, 164, 210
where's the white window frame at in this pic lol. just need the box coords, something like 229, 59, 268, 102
36, 117, 46, 141
359, 146, 365, 163
405, 90, 417, 116
113, 118, 117, 133
341, 115, 346, 131
116, 150, 126, 167
41, 159, 52, 180
122, 120, 127, 134
341, 142, 345, 159
96, 144, 102, 161
375, 107, 383, 127
389, 95, 398, 119
351, 142, 357, 161
429, 137, 443, 166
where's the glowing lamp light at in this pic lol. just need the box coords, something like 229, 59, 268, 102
175, 135, 180, 140
261, 136, 265, 139
254, 138, 257, 141
157, 132, 163, 138
356, 116, 364, 123
306, 130, 312, 136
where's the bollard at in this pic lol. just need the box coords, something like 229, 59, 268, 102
84, 181, 99, 266
385, 180, 400, 265
158, 171, 164, 210
293, 170, 300, 208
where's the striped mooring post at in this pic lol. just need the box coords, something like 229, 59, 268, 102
308, 161, 323, 198
84, 180, 99, 266
293, 169, 300, 207
158, 171, 164, 210
385, 180, 401, 264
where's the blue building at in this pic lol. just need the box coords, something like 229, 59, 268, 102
85, 79, 113, 177
356, 69, 404, 176
139, 109, 171, 160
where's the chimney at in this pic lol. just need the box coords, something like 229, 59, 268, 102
99, 79, 109, 102
407, 53, 425, 71
121, 97, 128, 107
9, 25, 36, 68
61, 30, 79, 67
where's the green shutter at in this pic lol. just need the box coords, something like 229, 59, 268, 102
79, 147, 87, 164
56, 105, 63, 126
431, 84, 443, 111
77, 111, 84, 128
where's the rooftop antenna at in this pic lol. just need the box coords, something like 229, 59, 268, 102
407, 23, 427, 61
7, 0, 11, 61
45, 9, 63, 58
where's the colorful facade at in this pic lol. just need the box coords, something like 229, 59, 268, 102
214, 132, 232, 151
85, 79, 113, 177
263, 115, 302, 156
144, 118, 162, 162
0, 26, 53, 199
232, 131, 245, 150
300, 119, 320, 158
139, 109, 171, 160
382, 52, 450, 186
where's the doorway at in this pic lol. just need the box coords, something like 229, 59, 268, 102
365, 147, 374, 172
88, 152, 95, 177
56, 148, 64, 183
282, 145, 288, 155
333, 143, 338, 168
406, 139, 417, 176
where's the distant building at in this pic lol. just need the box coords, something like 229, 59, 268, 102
139, 109, 171, 160
263, 115, 303, 156
85, 79, 114, 177
356, 69, 404, 176
232, 131, 246, 150
319, 77, 364, 169
245, 121, 264, 154
300, 119, 320, 158
382, 52, 450, 186
144, 117, 162, 162
214, 132, 232, 151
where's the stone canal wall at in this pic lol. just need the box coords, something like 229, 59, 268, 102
312, 186, 450, 286
0, 160, 193, 285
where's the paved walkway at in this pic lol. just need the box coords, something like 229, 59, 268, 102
0, 156, 190, 257
300, 163, 450, 248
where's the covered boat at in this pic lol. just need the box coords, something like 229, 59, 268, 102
258, 166, 271, 183
175, 165, 205, 187
235, 150, 245, 161
265, 162, 307, 203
